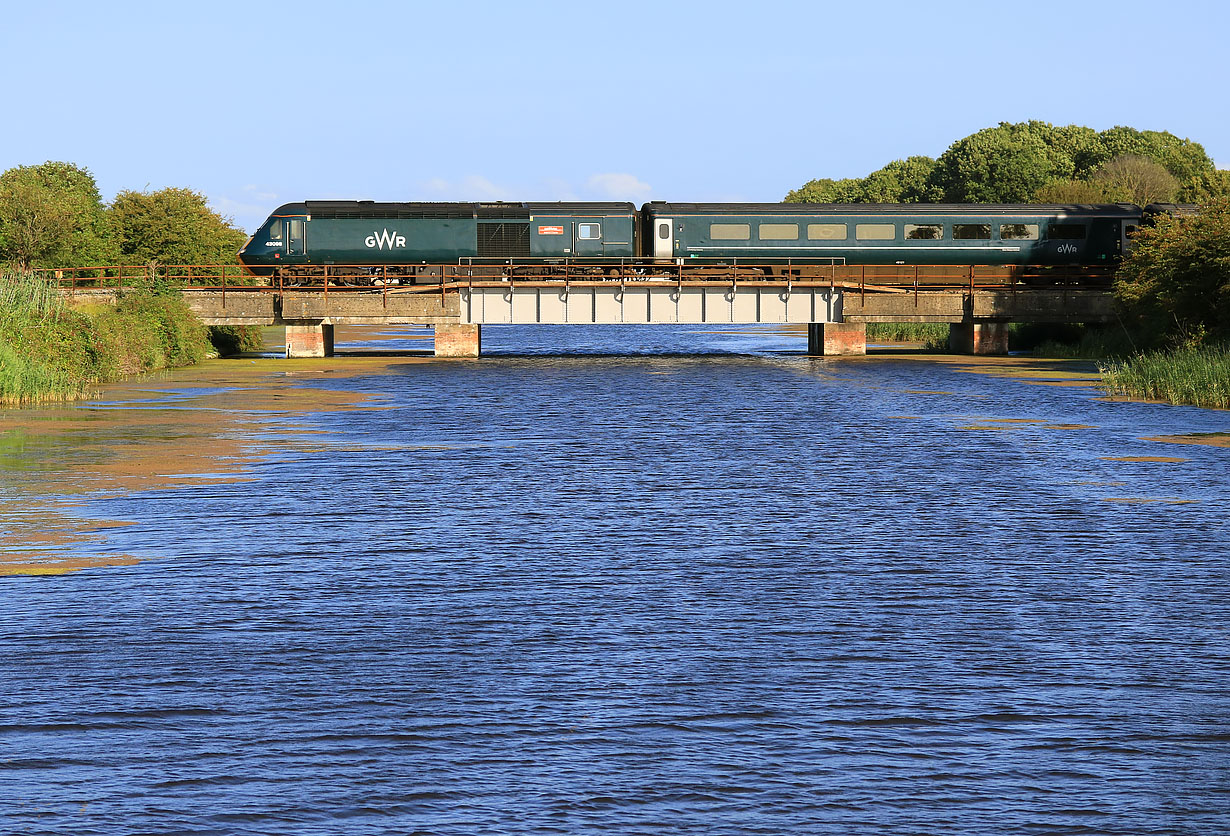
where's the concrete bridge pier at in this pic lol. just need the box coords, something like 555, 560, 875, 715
808, 322, 866, 356
285, 321, 335, 358
435, 323, 481, 357
949, 320, 1010, 355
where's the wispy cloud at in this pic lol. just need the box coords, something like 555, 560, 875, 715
419, 175, 517, 201
584, 173, 653, 203
416, 173, 654, 203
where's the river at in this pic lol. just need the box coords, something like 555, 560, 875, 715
2, 324, 1228, 835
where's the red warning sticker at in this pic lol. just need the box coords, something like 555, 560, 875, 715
538, 225, 565, 235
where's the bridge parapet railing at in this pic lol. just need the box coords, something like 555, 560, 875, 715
448, 258, 1115, 293
37, 260, 1117, 296
35, 264, 265, 293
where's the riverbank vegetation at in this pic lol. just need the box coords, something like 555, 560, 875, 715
1098, 349, 1229, 412
0, 269, 227, 404
1094, 197, 1230, 407
1098, 345, 1230, 410
0, 163, 262, 403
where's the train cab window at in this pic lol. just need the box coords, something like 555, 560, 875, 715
855, 223, 896, 241
807, 223, 847, 240
1048, 224, 1086, 240
759, 223, 798, 240
578, 223, 601, 240
904, 224, 943, 240
710, 223, 751, 240
953, 224, 991, 240
268, 220, 283, 240
1000, 223, 1039, 240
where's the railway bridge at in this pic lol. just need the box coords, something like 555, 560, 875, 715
50, 266, 1115, 358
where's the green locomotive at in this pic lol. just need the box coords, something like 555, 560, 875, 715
238, 201, 637, 280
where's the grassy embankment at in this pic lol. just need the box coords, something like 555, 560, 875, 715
1015, 323, 1229, 409
868, 319, 1229, 409
0, 269, 259, 404
1097, 345, 1230, 409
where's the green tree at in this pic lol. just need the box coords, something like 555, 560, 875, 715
1115, 197, 1230, 346
785, 157, 941, 203
1033, 178, 1111, 204
785, 177, 864, 203
859, 156, 942, 202
788, 122, 1221, 207
110, 187, 248, 265
1092, 155, 1178, 206
0, 161, 116, 268
929, 121, 1094, 202
1096, 126, 1213, 183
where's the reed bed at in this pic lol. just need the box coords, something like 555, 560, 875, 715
0, 269, 66, 320
866, 322, 951, 343
1098, 345, 1230, 409
0, 268, 213, 404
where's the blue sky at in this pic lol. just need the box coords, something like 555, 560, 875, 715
3, 0, 1227, 233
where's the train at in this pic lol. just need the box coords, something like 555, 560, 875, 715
238, 200, 1158, 284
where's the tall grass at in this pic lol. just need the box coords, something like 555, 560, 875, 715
0, 269, 65, 320
866, 322, 950, 343
1099, 345, 1230, 409
1, 269, 211, 404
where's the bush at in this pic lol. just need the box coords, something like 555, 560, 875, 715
208, 325, 265, 356
0, 269, 211, 403
1115, 198, 1230, 348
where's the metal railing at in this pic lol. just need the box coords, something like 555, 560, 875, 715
34, 260, 1117, 298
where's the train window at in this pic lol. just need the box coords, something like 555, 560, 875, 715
1049, 224, 1086, 240
658, 222, 670, 240
855, 223, 896, 241
759, 223, 798, 240
710, 223, 751, 240
904, 224, 943, 240
1000, 223, 1039, 240
578, 223, 601, 240
953, 224, 991, 240
807, 223, 847, 240
268, 220, 283, 239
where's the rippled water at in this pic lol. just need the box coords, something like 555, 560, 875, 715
3, 326, 1229, 835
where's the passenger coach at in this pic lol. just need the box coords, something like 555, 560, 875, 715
640, 203, 1140, 266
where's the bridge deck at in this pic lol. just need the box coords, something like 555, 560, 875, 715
62, 282, 1113, 327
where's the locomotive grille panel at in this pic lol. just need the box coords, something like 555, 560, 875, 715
477, 222, 531, 258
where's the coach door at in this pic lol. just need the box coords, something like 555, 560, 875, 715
573, 219, 603, 257
287, 218, 306, 257
653, 217, 674, 259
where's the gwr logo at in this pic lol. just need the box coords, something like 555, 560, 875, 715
365, 229, 406, 249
